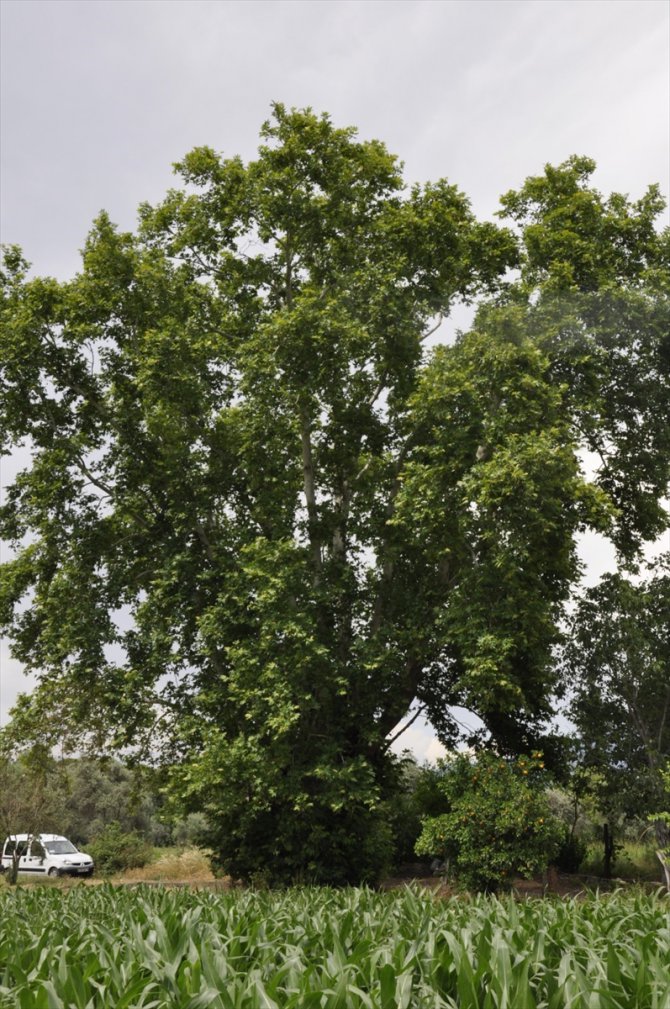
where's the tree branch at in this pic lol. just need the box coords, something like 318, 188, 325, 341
195, 522, 217, 567
71, 452, 115, 500
656, 684, 670, 754
365, 314, 444, 411
375, 659, 424, 741
419, 313, 444, 343
300, 406, 322, 584
382, 705, 426, 752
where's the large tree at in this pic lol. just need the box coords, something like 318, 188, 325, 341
1, 108, 668, 881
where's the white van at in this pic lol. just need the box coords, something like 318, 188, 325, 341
1, 834, 94, 878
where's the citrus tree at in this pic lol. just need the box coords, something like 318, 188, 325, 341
415, 751, 563, 891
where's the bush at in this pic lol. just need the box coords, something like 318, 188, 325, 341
415, 751, 563, 891
203, 802, 393, 887
87, 822, 153, 874
554, 829, 587, 872
178, 749, 396, 886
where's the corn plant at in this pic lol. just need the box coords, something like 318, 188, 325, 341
0, 884, 668, 1008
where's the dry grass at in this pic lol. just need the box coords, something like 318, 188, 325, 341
1, 847, 217, 888
113, 846, 215, 883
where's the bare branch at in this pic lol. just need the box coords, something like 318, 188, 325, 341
419, 313, 444, 343
383, 704, 426, 751
353, 456, 374, 484
367, 371, 388, 410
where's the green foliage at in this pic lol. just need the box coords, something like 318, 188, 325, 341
580, 840, 662, 882
1, 885, 668, 1008
386, 756, 450, 866
172, 812, 210, 848
416, 752, 563, 891
649, 762, 670, 889
1, 107, 669, 883
1, 755, 174, 852
193, 748, 396, 885
544, 784, 591, 872
0, 749, 69, 885
554, 830, 588, 874
57, 758, 170, 846
86, 822, 153, 874
653, 764, 670, 840
562, 559, 670, 867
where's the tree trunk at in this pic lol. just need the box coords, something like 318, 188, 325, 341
299, 408, 322, 585
650, 817, 670, 891
8, 851, 20, 886
602, 821, 615, 879
657, 850, 670, 892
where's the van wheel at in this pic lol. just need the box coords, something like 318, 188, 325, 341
48, 867, 60, 877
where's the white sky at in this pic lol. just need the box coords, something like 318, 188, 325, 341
1, 0, 669, 756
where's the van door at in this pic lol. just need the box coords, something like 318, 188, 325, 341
0, 838, 14, 872
26, 838, 48, 874
2, 837, 30, 875
16, 838, 31, 874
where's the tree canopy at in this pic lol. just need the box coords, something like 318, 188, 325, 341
1, 106, 668, 882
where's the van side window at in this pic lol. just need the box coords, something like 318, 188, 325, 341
5, 840, 28, 857
31, 841, 46, 859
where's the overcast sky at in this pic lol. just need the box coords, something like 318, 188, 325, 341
1, 0, 669, 753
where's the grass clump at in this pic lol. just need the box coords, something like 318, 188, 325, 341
117, 845, 213, 882
580, 840, 662, 882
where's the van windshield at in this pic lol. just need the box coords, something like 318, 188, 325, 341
44, 840, 78, 855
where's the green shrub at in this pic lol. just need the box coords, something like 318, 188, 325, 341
87, 822, 153, 874
415, 751, 563, 891
554, 829, 587, 873
649, 762, 670, 889
203, 800, 394, 886
189, 753, 396, 886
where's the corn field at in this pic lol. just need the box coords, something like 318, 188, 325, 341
1, 885, 668, 1008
